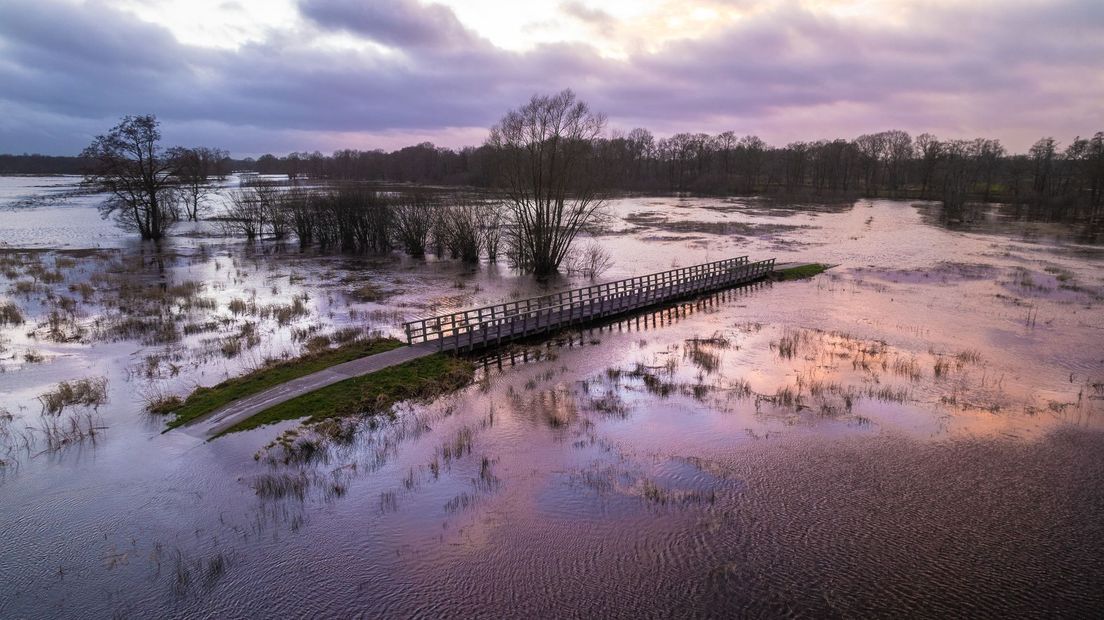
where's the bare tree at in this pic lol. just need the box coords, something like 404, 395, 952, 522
487, 89, 607, 276
319, 185, 393, 254
883, 130, 913, 196
81, 115, 179, 240
284, 186, 317, 251
565, 241, 613, 279
940, 139, 976, 213
1069, 132, 1104, 220
915, 133, 942, 199
222, 188, 266, 241
440, 199, 485, 263
974, 138, 1005, 202
1030, 137, 1059, 196
392, 191, 437, 257
481, 201, 504, 263
854, 132, 887, 195
171, 146, 228, 221
255, 182, 289, 240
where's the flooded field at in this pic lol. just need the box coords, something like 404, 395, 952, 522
2, 176, 1103, 617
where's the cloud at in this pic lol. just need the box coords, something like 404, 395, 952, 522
560, 1, 615, 30
0, 0, 1100, 155
298, 0, 474, 49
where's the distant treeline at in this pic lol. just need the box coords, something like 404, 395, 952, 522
245, 130, 1103, 220
6, 128, 1103, 219
0, 154, 89, 175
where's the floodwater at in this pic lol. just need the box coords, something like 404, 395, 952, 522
1, 177, 1103, 617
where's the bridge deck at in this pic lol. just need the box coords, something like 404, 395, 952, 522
404, 256, 775, 352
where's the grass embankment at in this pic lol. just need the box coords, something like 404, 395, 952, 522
217, 353, 474, 436
164, 337, 405, 429
773, 263, 831, 281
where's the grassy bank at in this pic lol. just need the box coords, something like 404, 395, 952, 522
773, 263, 831, 281
217, 353, 474, 436
163, 337, 405, 429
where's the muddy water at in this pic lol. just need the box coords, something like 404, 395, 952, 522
1, 180, 1103, 617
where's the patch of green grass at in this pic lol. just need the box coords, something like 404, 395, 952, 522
773, 263, 831, 281
217, 353, 474, 436
164, 337, 404, 429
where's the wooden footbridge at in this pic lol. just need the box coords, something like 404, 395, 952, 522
403, 256, 776, 352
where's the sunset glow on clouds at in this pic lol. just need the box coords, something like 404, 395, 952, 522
0, 0, 1101, 155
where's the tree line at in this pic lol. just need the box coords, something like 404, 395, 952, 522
231, 129, 1103, 220
10, 127, 1103, 220
36, 91, 1104, 275
9, 122, 1102, 224
221, 183, 502, 260
221, 180, 611, 278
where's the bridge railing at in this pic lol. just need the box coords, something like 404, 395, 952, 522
429, 258, 775, 351
404, 255, 748, 345
404, 255, 773, 348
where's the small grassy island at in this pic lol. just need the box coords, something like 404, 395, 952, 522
772, 263, 832, 281
218, 353, 473, 435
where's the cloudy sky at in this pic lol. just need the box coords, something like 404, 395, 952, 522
0, 0, 1101, 156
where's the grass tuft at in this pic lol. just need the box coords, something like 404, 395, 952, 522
38, 377, 108, 415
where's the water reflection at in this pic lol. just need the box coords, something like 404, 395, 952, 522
1, 187, 1102, 617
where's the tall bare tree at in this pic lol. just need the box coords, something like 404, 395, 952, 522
81, 115, 179, 240
487, 89, 607, 276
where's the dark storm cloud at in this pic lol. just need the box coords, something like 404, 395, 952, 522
0, 1, 212, 120
0, 0, 1100, 155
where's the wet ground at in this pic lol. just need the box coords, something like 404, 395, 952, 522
1, 176, 1103, 617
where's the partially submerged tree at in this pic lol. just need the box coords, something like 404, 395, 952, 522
222, 188, 267, 241
481, 201, 504, 263
392, 191, 437, 257
440, 199, 486, 263
565, 241, 613, 279
487, 89, 607, 276
81, 115, 179, 240
284, 185, 316, 251
171, 146, 228, 221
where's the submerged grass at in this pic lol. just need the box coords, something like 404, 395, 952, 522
217, 353, 474, 435
0, 301, 24, 325
37, 377, 108, 415
164, 337, 404, 429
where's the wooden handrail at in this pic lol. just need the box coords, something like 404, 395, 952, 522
405, 255, 749, 334
402, 256, 774, 349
